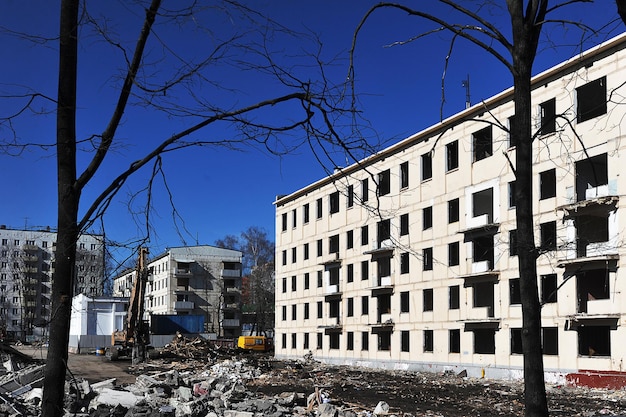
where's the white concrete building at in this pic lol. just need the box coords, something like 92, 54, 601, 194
0, 226, 104, 342
113, 245, 243, 338
274, 33, 626, 385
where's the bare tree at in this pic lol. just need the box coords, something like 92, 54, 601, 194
348, 2, 620, 417
0, 1, 358, 415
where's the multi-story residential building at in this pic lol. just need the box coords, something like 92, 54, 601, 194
275, 33, 626, 383
112, 245, 243, 338
0, 225, 105, 342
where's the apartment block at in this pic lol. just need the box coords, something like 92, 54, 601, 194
0, 225, 105, 342
275, 34, 626, 383
113, 245, 243, 338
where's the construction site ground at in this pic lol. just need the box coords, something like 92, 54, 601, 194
13, 343, 626, 416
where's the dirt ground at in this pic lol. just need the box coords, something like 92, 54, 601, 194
14, 346, 626, 416
14, 345, 137, 385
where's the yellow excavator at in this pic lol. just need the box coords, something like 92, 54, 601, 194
107, 247, 151, 363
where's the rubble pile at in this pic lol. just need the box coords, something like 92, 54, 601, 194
69, 357, 384, 417
2, 340, 626, 417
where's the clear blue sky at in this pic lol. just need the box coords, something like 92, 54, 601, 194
0, 1, 623, 266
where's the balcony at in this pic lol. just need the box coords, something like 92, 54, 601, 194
225, 286, 241, 294
174, 301, 194, 310
221, 269, 241, 278
22, 245, 39, 252
222, 318, 240, 328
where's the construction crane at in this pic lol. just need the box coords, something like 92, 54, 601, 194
107, 247, 150, 363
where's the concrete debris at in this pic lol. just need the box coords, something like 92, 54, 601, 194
2, 340, 626, 416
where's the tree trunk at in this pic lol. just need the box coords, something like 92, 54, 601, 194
42, 1, 79, 416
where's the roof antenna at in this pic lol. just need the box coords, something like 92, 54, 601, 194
462, 75, 471, 109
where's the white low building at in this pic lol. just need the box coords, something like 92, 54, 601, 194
69, 294, 128, 352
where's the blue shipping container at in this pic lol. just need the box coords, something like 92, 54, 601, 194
151, 314, 205, 335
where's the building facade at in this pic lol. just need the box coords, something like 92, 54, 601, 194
113, 245, 243, 338
275, 33, 626, 383
0, 226, 105, 342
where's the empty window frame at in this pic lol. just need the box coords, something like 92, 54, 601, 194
303, 204, 310, 224
329, 234, 339, 254
378, 170, 391, 196
448, 242, 460, 266
449, 329, 461, 353
508, 181, 516, 208
316, 198, 323, 219
401, 330, 410, 352
423, 206, 433, 230
361, 295, 369, 315
540, 221, 557, 251
317, 271, 323, 288
578, 325, 610, 356
347, 230, 354, 249
509, 278, 521, 305
400, 252, 410, 274
448, 198, 460, 223
509, 230, 518, 256
281, 213, 287, 232
473, 328, 496, 354
347, 264, 354, 283
304, 273, 310, 290
542, 327, 558, 355
329, 333, 340, 350
317, 239, 323, 257
292, 247, 297, 263
423, 288, 434, 311
362, 178, 369, 202
449, 285, 460, 310
292, 304, 297, 320
361, 225, 369, 246
347, 297, 354, 317
304, 302, 310, 319
541, 274, 557, 304
575, 153, 608, 202
539, 98, 556, 135
473, 281, 495, 317
539, 168, 556, 200
317, 301, 323, 318
291, 275, 297, 291
423, 330, 434, 352
423, 247, 433, 271
292, 209, 297, 228
362, 331, 369, 351
421, 152, 433, 181
400, 162, 409, 189
400, 213, 409, 236
377, 219, 391, 246
511, 328, 523, 354
446, 140, 459, 171
347, 332, 354, 351
317, 332, 323, 349
304, 243, 309, 260
329, 191, 340, 214
576, 268, 610, 313
378, 331, 391, 351
347, 185, 354, 208
508, 114, 517, 148
472, 188, 494, 223
361, 261, 369, 281
400, 291, 410, 313
472, 125, 493, 162
577, 77, 606, 123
